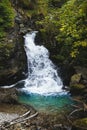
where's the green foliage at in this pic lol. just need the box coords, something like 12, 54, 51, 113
35, 0, 87, 66
0, 0, 15, 38
36, 9, 60, 43
57, 0, 87, 57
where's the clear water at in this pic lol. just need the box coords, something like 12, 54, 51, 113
18, 92, 73, 113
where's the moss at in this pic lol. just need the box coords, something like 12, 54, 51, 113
71, 83, 85, 90
70, 73, 82, 84
74, 118, 87, 128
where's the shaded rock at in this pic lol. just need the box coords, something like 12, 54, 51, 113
0, 34, 27, 86
14, 123, 22, 130
74, 66, 87, 86
0, 87, 18, 104
19, 27, 32, 34
15, 15, 23, 24
70, 83, 85, 94
69, 73, 86, 94
72, 118, 87, 130
69, 66, 87, 95
70, 73, 82, 85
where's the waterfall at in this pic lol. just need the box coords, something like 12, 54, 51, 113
23, 31, 64, 96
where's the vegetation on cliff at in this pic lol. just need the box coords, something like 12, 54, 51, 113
0, 0, 87, 85
35, 0, 87, 66
0, 0, 87, 66
0, 0, 15, 38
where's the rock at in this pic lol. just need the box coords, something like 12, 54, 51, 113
70, 83, 85, 91
70, 73, 82, 85
70, 73, 86, 94
74, 66, 87, 86
69, 66, 87, 94
29, 125, 37, 130
74, 66, 87, 80
19, 27, 28, 34
15, 15, 23, 24
72, 118, 87, 130
14, 123, 22, 130
0, 87, 18, 104
0, 34, 27, 86
19, 24, 24, 28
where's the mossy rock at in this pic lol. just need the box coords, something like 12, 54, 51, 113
70, 83, 85, 95
70, 73, 82, 85
0, 42, 15, 69
70, 83, 85, 90
73, 118, 87, 130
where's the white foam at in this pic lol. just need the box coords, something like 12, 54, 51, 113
23, 32, 64, 95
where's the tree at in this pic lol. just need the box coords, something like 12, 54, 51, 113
57, 0, 87, 58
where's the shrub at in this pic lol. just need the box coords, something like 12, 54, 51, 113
0, 0, 15, 38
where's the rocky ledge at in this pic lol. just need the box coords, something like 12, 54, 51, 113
69, 66, 87, 97
0, 87, 18, 104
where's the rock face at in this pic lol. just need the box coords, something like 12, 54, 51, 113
0, 33, 27, 86
0, 2, 29, 86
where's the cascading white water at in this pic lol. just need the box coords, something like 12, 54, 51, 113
23, 31, 64, 96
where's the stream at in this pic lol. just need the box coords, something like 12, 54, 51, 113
18, 31, 74, 114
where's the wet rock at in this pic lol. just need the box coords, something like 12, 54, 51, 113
15, 15, 23, 24
0, 87, 18, 104
19, 27, 32, 34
